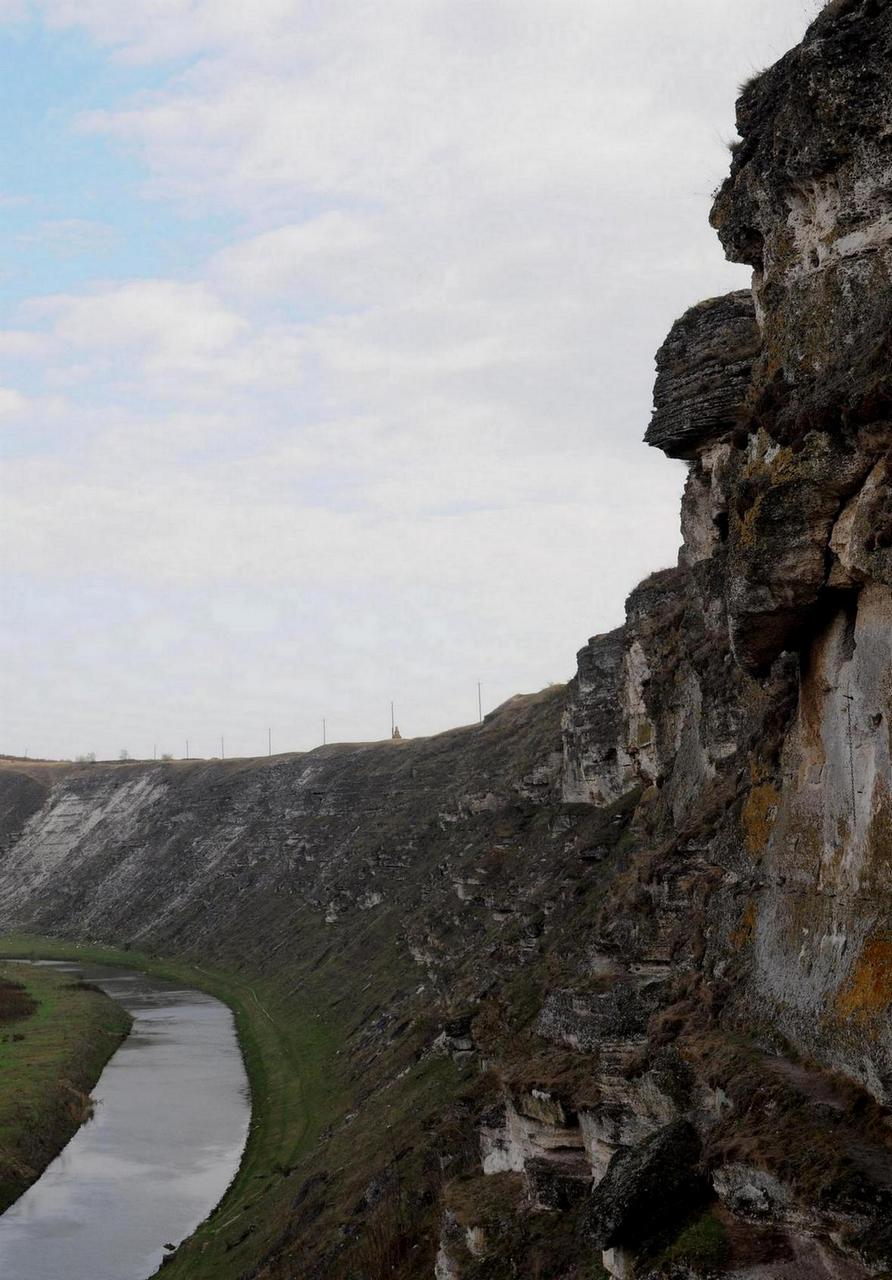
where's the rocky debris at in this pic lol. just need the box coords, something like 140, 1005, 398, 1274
524, 1156, 589, 1212
536, 981, 666, 1053
587, 1121, 710, 1252
720, 1235, 875, 1280
645, 292, 760, 461
713, 1163, 792, 1222
435, 1014, 476, 1059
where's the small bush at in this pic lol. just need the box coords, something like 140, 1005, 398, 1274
660, 1210, 731, 1272
0, 979, 36, 1026
351, 1192, 418, 1279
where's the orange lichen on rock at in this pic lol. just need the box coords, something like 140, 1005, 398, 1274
731, 898, 758, 949
835, 937, 892, 1025
741, 782, 780, 859
736, 493, 764, 549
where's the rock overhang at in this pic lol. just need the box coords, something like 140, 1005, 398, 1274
645, 291, 760, 461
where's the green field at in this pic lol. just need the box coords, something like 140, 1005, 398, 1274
0, 933, 349, 1279
0, 958, 132, 1210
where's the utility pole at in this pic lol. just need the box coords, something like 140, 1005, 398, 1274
322, 718, 326, 746
221, 735, 225, 760
185, 739, 190, 760
391, 701, 395, 737
153, 744, 157, 761
478, 681, 483, 724
268, 727, 272, 757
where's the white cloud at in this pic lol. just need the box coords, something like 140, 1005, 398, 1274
0, 330, 51, 358
64, 1, 823, 214
0, 387, 27, 415
31, 280, 244, 354
212, 213, 381, 300
37, 0, 304, 63
0, 0, 827, 758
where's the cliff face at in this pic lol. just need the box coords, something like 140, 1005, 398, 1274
3, 3, 892, 1278
708, 0, 892, 1093
710, 0, 892, 674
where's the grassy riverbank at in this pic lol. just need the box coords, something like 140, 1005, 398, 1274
0, 959, 132, 1210
0, 933, 349, 1279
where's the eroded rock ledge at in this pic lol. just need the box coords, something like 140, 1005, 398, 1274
645, 292, 760, 461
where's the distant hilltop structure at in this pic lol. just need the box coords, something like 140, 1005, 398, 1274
391, 725, 402, 741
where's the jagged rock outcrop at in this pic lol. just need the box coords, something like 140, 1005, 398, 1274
710, 0, 892, 671
536, 981, 666, 1053
712, 0, 892, 430
562, 627, 627, 806
645, 292, 760, 461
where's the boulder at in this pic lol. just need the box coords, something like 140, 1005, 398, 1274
587, 1121, 710, 1251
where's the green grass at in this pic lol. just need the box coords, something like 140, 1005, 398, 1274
654, 1209, 731, 1273
0, 932, 348, 1279
0, 958, 131, 1210
0, 928, 480, 1280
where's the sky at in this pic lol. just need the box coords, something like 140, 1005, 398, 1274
0, 0, 824, 762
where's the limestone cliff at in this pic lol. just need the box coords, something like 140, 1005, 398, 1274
4, 3, 892, 1278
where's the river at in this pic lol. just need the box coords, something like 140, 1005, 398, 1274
0, 961, 251, 1280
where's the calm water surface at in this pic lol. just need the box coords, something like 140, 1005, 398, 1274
0, 961, 250, 1280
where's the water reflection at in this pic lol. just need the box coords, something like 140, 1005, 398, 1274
0, 961, 250, 1280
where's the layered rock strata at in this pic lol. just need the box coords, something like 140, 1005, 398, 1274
443, 3, 892, 1275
